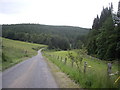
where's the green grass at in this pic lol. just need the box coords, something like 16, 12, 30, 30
43, 49, 119, 88
2, 37, 47, 71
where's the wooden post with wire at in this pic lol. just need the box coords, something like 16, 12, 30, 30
84, 62, 87, 73
64, 57, 67, 65
107, 63, 112, 75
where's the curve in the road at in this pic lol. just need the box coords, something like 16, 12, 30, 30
2, 49, 58, 88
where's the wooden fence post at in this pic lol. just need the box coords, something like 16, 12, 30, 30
25, 50, 27, 54
84, 62, 87, 73
64, 57, 67, 65
61, 57, 62, 62
71, 59, 74, 67
107, 63, 112, 75
57, 56, 59, 60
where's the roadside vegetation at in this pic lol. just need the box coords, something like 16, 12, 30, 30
1, 1, 120, 89
2, 37, 47, 71
43, 49, 119, 88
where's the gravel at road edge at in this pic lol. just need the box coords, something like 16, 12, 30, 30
43, 56, 80, 88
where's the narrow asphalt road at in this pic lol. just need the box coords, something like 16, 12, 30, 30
2, 50, 58, 88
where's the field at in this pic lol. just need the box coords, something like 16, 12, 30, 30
2, 37, 47, 71
43, 49, 119, 88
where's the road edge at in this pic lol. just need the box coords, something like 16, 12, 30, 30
43, 54, 80, 88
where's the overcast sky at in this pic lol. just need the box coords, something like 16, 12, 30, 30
0, 0, 119, 28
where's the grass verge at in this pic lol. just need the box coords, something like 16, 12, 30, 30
43, 49, 119, 88
43, 56, 80, 88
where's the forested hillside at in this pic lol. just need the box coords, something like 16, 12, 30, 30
2, 24, 89, 50
87, 3, 120, 60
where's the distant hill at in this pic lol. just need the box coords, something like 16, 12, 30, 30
2, 24, 89, 50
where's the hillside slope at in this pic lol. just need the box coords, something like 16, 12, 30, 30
2, 37, 47, 71
2, 24, 89, 50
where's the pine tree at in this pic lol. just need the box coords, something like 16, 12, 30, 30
117, 1, 120, 17
92, 15, 100, 30
87, 2, 120, 60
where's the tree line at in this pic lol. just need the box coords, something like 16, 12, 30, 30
87, 2, 120, 60
2, 24, 89, 50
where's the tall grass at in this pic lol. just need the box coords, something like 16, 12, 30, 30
43, 50, 119, 88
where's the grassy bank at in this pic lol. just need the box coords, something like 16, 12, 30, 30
43, 56, 80, 88
43, 49, 119, 88
2, 38, 47, 71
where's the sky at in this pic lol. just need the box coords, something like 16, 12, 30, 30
0, 0, 119, 28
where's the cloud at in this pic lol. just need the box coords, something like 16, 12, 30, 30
0, 0, 119, 28
0, 0, 28, 14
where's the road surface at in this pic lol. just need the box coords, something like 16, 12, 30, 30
2, 49, 58, 88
